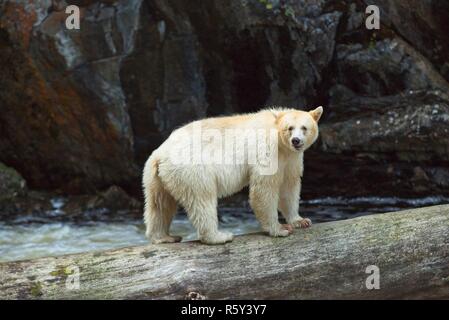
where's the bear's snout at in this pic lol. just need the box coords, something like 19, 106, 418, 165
291, 137, 303, 149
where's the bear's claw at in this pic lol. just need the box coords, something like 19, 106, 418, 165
291, 218, 312, 229
269, 224, 292, 237
281, 224, 293, 233
151, 235, 183, 244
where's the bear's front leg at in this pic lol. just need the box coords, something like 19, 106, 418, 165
279, 174, 312, 229
249, 175, 292, 237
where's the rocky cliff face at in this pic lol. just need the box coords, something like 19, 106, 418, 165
1, 0, 448, 198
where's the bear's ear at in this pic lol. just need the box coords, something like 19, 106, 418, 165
309, 106, 323, 122
269, 109, 285, 122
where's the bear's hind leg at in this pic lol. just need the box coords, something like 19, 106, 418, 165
185, 197, 233, 245
144, 192, 182, 244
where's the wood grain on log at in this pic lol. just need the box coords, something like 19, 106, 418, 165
1, 205, 448, 299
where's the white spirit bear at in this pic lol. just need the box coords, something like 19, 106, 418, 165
143, 107, 323, 244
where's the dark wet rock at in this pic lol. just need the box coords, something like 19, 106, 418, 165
0, 0, 448, 199
428, 168, 449, 189
0, 187, 142, 222
367, 0, 449, 82
0, 0, 140, 194
58, 185, 142, 219
0, 162, 27, 202
0, 191, 54, 221
411, 167, 430, 193
321, 90, 449, 161
87, 185, 142, 211
333, 38, 449, 99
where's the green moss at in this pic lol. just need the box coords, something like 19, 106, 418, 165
50, 266, 73, 277
30, 282, 43, 297
255, 0, 296, 18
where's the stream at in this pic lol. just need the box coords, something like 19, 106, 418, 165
1, 196, 448, 263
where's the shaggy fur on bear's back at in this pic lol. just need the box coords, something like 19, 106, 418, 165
143, 107, 323, 244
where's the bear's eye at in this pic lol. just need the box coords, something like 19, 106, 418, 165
288, 126, 294, 131
301, 126, 307, 132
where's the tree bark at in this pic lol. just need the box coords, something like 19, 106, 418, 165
1, 205, 448, 299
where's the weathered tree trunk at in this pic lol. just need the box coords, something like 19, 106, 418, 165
1, 205, 448, 299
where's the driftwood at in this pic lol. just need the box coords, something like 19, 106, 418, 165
0, 205, 448, 299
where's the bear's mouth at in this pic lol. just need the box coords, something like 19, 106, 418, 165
293, 144, 304, 151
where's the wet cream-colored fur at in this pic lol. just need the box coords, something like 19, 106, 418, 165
143, 107, 323, 244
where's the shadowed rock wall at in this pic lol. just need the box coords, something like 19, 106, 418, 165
1, 0, 448, 197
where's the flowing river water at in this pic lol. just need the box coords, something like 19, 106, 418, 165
1, 196, 448, 263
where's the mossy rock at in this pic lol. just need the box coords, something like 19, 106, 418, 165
0, 162, 27, 202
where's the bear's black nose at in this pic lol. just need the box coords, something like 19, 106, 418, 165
292, 137, 301, 146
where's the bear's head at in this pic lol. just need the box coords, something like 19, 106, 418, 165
275, 106, 323, 152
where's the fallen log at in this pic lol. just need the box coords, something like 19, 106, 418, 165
1, 205, 448, 299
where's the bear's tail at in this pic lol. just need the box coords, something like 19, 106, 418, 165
142, 154, 178, 242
